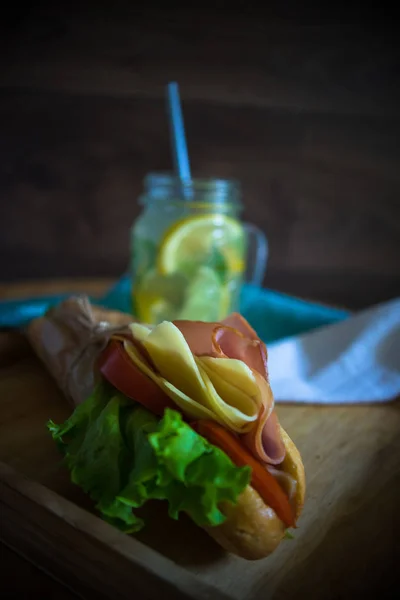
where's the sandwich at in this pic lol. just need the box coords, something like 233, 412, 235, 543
27, 297, 305, 560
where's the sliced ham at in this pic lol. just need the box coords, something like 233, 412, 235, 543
212, 326, 268, 381
172, 314, 284, 465
221, 313, 261, 343
241, 373, 286, 465
171, 320, 218, 355
174, 314, 268, 380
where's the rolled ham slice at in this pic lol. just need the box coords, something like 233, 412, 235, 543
212, 326, 268, 382
241, 373, 286, 465
174, 313, 268, 380
172, 314, 285, 465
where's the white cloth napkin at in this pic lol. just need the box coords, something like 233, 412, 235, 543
268, 297, 400, 403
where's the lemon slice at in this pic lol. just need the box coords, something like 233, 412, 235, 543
178, 266, 228, 321
157, 214, 245, 280
133, 269, 187, 324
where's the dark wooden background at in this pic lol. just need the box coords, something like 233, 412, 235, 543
1, 4, 399, 308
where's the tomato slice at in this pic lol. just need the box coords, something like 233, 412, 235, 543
194, 420, 296, 528
99, 342, 295, 527
98, 340, 174, 416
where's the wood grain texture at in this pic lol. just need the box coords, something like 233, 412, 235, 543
0, 293, 399, 600
0, 463, 228, 600
2, 542, 79, 600
1, 5, 399, 116
1, 91, 399, 307
0, 278, 111, 301
1, 5, 399, 308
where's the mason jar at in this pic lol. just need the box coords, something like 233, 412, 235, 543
130, 172, 268, 324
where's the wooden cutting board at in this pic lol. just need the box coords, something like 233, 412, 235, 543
1, 281, 399, 600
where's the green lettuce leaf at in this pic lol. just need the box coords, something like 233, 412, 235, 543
284, 529, 295, 540
47, 382, 251, 533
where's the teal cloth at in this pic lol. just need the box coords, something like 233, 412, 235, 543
0, 275, 349, 344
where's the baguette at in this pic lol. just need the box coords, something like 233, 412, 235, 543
27, 297, 306, 560
205, 426, 305, 560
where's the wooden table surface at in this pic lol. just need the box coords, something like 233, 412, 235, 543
2, 542, 79, 599
0, 280, 110, 599
1, 279, 399, 599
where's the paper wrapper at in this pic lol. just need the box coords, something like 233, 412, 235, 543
26, 296, 134, 407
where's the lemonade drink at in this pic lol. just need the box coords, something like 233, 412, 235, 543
130, 174, 246, 324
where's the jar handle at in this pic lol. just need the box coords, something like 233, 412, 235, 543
244, 223, 269, 287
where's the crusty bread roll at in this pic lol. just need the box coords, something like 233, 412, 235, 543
204, 427, 306, 560
205, 486, 286, 560
279, 426, 306, 521
26, 297, 306, 561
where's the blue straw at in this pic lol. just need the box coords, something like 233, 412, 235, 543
166, 82, 192, 197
